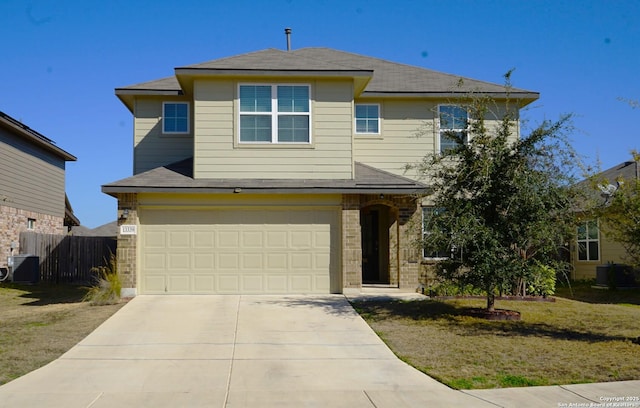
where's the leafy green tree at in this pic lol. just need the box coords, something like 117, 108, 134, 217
412, 75, 580, 311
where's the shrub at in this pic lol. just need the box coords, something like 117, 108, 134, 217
84, 254, 121, 306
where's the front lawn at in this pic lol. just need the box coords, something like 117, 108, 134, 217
0, 284, 125, 385
352, 283, 640, 389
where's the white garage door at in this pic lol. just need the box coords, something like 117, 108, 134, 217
139, 208, 340, 294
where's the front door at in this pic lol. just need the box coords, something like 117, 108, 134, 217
361, 205, 390, 284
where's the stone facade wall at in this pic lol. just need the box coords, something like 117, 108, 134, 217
0, 204, 65, 268
116, 193, 138, 296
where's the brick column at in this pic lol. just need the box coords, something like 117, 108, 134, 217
116, 193, 138, 297
397, 197, 421, 290
341, 194, 362, 289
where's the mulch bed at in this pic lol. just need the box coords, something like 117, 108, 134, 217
432, 295, 555, 302
466, 308, 522, 321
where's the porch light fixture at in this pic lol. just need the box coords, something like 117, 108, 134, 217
379, 193, 384, 199
234, 188, 242, 193
121, 209, 130, 219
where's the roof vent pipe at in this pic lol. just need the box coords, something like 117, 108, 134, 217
284, 27, 291, 51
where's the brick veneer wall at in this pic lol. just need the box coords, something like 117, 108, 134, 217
341, 195, 362, 288
116, 193, 138, 296
341, 194, 422, 291
0, 204, 65, 268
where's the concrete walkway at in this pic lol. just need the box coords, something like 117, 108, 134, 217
0, 294, 638, 407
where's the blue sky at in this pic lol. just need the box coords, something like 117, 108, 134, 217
2, 0, 639, 228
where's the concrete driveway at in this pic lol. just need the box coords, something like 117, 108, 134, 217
1, 295, 637, 407
0, 295, 486, 407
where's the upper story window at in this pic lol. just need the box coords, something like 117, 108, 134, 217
438, 105, 468, 153
239, 84, 310, 143
577, 220, 599, 261
163, 102, 189, 134
422, 207, 450, 259
355, 104, 380, 134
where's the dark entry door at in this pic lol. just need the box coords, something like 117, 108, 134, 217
361, 209, 380, 283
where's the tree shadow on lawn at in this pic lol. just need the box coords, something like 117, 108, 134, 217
556, 283, 640, 306
352, 299, 638, 344
6, 283, 88, 306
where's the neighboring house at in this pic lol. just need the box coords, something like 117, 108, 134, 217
0, 110, 77, 269
71, 220, 118, 237
572, 159, 640, 280
104, 47, 538, 296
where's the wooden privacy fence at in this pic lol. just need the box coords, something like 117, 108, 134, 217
19, 231, 117, 284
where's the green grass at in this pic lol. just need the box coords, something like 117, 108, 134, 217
352, 284, 640, 390
0, 283, 125, 385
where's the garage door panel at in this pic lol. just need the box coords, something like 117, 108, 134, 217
291, 253, 312, 269
242, 231, 263, 247
194, 253, 214, 269
219, 253, 239, 269
266, 231, 287, 248
168, 253, 190, 269
140, 208, 339, 294
241, 253, 263, 269
144, 275, 166, 293
218, 275, 240, 292
290, 275, 312, 291
266, 275, 288, 292
242, 275, 264, 292
193, 275, 215, 292
168, 275, 190, 293
266, 253, 287, 269
194, 231, 215, 248
169, 230, 190, 247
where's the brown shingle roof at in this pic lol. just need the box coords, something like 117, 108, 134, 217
102, 158, 426, 196
116, 47, 538, 100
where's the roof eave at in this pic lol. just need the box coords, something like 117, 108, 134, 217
0, 115, 76, 161
361, 91, 539, 103
174, 68, 374, 97
101, 186, 426, 197
115, 88, 184, 112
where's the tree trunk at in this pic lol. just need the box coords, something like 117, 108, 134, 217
486, 292, 495, 311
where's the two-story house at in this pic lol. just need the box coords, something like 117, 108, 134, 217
572, 159, 640, 280
104, 48, 538, 296
0, 111, 77, 274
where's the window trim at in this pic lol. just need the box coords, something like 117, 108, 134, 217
27, 218, 36, 230
438, 104, 468, 154
354, 103, 380, 135
238, 83, 312, 144
422, 207, 450, 260
576, 219, 600, 262
162, 102, 190, 135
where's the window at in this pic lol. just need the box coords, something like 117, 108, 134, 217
27, 218, 36, 230
439, 105, 468, 153
163, 102, 189, 134
355, 104, 379, 134
422, 207, 450, 259
577, 220, 599, 261
239, 84, 310, 143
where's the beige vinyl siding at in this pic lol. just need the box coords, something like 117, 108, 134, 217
354, 100, 521, 181
133, 97, 193, 174
193, 78, 353, 180
354, 100, 435, 180
572, 220, 630, 280
0, 127, 66, 217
